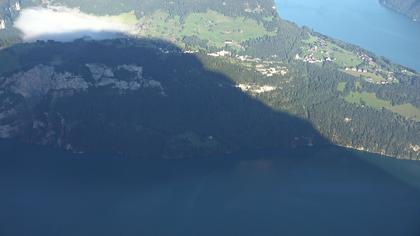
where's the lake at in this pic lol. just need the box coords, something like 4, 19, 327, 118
1, 140, 420, 236
275, 0, 420, 71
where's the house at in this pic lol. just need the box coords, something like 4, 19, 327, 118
224, 40, 233, 45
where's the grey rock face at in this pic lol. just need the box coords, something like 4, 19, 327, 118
4, 65, 88, 98
0, 63, 166, 141
1, 63, 165, 98
86, 63, 165, 94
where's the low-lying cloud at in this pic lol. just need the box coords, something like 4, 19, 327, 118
14, 6, 135, 42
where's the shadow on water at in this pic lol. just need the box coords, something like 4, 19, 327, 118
0, 35, 420, 236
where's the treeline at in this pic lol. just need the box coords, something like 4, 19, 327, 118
242, 20, 307, 61
364, 77, 420, 107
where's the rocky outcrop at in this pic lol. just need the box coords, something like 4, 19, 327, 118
0, 63, 166, 141
7, 65, 88, 98
1, 63, 165, 98
86, 63, 165, 94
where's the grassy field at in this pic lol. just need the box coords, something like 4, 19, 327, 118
390, 104, 420, 121
326, 43, 362, 68
136, 10, 182, 40
108, 11, 139, 25
133, 10, 275, 49
345, 92, 391, 108
301, 36, 362, 68
344, 70, 386, 83
303, 35, 318, 44
183, 10, 275, 48
301, 36, 402, 85
337, 82, 347, 92
344, 91, 420, 121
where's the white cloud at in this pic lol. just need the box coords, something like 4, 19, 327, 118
14, 6, 135, 41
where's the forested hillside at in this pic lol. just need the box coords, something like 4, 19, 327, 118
0, 39, 330, 158
0, 0, 418, 160
380, 0, 420, 20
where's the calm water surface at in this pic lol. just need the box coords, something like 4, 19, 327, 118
275, 0, 420, 71
1, 140, 420, 236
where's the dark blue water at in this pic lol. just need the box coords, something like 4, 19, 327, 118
1, 140, 420, 236
275, 0, 420, 71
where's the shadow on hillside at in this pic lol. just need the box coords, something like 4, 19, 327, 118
1, 36, 332, 159
1, 36, 420, 236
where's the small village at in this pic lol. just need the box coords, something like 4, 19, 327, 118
295, 37, 335, 64
205, 49, 289, 78
296, 37, 401, 85
344, 67, 398, 85
344, 51, 399, 85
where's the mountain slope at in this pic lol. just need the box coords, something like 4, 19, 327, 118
380, 0, 420, 20
0, 0, 418, 159
0, 39, 328, 158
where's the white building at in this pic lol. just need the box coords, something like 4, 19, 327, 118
0, 20, 6, 30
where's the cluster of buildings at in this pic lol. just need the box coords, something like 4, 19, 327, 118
345, 67, 368, 73
184, 50, 198, 54
255, 64, 288, 77
295, 38, 336, 64
207, 50, 231, 57
236, 55, 288, 77
206, 51, 288, 78
235, 83, 277, 94
357, 52, 374, 65
344, 67, 397, 85
295, 53, 333, 64
295, 46, 334, 64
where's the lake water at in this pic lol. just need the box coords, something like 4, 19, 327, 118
275, 0, 420, 71
1, 140, 420, 236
